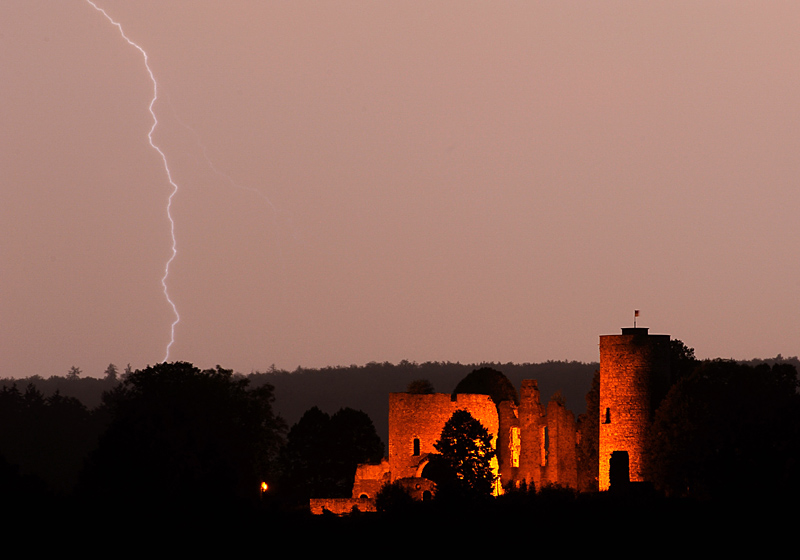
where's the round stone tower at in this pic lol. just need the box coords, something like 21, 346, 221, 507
599, 327, 670, 491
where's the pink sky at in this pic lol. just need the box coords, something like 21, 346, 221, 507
1, 2, 798, 378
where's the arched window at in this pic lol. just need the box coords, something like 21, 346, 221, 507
413, 437, 421, 456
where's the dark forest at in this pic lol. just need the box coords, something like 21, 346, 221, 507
1, 355, 798, 541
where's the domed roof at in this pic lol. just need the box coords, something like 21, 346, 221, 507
452, 367, 519, 406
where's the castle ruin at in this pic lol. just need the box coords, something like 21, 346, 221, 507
311, 325, 671, 513
346, 372, 580, 505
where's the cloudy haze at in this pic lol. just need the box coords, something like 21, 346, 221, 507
1, 2, 798, 378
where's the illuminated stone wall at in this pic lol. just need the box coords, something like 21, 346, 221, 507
542, 398, 578, 489
352, 458, 391, 499
518, 380, 545, 489
599, 328, 670, 490
309, 498, 376, 515
517, 380, 578, 490
388, 392, 499, 481
497, 401, 520, 487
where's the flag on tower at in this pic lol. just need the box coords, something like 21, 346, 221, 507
634, 310, 640, 317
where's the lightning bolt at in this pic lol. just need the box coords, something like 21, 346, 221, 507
86, 1, 180, 362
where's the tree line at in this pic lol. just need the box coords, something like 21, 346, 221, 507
0, 350, 798, 521
0, 361, 387, 518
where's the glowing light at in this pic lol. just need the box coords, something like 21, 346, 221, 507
86, 1, 180, 362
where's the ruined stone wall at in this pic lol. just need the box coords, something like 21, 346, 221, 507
517, 380, 544, 489
393, 477, 437, 501
350, 382, 579, 506
497, 401, 520, 488
321, 378, 587, 515
514, 380, 581, 490
542, 398, 578, 489
599, 328, 669, 490
351, 458, 391, 499
388, 393, 499, 481
309, 498, 376, 515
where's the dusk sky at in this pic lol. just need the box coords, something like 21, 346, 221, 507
2, 1, 798, 379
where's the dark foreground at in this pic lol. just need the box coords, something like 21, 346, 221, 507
7, 483, 793, 553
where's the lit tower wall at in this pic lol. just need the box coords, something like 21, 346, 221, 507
599, 327, 670, 490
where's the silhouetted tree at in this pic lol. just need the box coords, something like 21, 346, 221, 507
452, 367, 519, 406
407, 379, 435, 394
0, 385, 25, 475
328, 408, 385, 493
0, 383, 98, 496
39, 391, 96, 494
280, 406, 333, 501
67, 366, 81, 381
577, 370, 599, 492
375, 480, 415, 513
669, 338, 699, 386
647, 359, 800, 500
0, 453, 52, 514
103, 363, 118, 382
427, 409, 496, 501
80, 362, 285, 508
279, 406, 384, 503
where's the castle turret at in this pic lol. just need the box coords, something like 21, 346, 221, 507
599, 327, 670, 490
